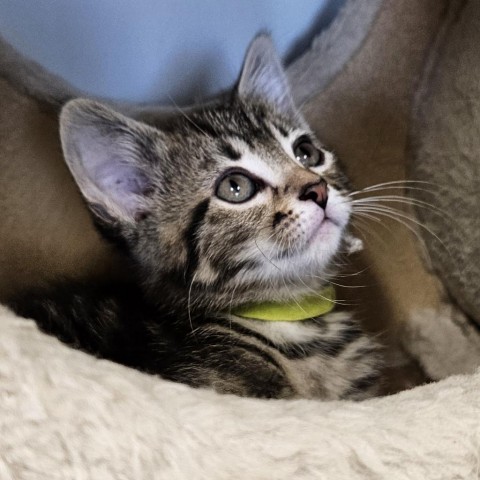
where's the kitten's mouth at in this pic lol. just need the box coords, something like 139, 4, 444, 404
308, 214, 340, 243
274, 217, 341, 261
319, 216, 341, 231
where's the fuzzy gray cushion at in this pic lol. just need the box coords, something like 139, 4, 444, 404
409, 0, 480, 325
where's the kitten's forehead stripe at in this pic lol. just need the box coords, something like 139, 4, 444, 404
273, 122, 288, 137
189, 117, 219, 138
219, 143, 241, 161
185, 102, 276, 148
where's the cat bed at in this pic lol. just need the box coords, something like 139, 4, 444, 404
1, 0, 480, 477
1, 303, 479, 479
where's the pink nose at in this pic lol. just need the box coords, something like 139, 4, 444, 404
299, 179, 328, 209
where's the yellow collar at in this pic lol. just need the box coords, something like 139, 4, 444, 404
232, 285, 335, 322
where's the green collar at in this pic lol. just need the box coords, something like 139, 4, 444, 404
232, 285, 335, 322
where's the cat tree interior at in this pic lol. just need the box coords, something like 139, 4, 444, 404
1, 0, 479, 477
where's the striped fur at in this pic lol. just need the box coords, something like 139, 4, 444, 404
9, 35, 381, 399
12, 283, 380, 400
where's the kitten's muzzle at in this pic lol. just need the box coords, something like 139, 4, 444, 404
299, 179, 328, 210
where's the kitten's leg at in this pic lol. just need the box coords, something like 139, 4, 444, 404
162, 326, 296, 399
163, 314, 381, 400
211, 313, 383, 400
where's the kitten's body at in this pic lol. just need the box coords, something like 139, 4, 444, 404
11, 36, 381, 399
16, 281, 379, 399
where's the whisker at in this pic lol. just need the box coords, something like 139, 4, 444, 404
351, 179, 436, 193
352, 195, 443, 214
187, 271, 199, 334
310, 275, 367, 289
292, 270, 354, 306
350, 218, 390, 248
353, 206, 449, 253
166, 94, 209, 137
352, 198, 450, 224
331, 266, 371, 278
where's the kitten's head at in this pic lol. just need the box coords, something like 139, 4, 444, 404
60, 35, 352, 312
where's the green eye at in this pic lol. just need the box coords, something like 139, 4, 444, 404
216, 172, 258, 203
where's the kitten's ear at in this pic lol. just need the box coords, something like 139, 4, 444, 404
60, 99, 158, 224
237, 34, 298, 119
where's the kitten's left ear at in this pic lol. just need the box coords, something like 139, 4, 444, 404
59, 99, 160, 226
237, 34, 299, 119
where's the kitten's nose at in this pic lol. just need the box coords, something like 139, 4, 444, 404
299, 179, 328, 209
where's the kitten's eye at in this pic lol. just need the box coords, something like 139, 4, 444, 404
293, 137, 324, 168
216, 172, 258, 203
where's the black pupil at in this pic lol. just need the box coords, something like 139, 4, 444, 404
230, 179, 241, 196
216, 172, 257, 203
298, 145, 311, 163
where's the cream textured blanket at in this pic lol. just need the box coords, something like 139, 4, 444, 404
1, 304, 479, 480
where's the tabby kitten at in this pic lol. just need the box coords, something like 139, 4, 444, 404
11, 35, 380, 400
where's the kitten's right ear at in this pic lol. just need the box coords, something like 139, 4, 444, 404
237, 34, 299, 120
60, 99, 159, 225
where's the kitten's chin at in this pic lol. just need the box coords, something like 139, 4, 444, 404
304, 217, 340, 251
246, 227, 344, 301
300, 219, 344, 261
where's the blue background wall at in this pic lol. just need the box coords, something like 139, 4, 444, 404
0, 0, 343, 104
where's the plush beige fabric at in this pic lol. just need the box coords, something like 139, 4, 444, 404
1, 303, 479, 480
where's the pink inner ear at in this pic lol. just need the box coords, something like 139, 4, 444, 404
62, 100, 157, 222
91, 162, 151, 216
96, 162, 149, 195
